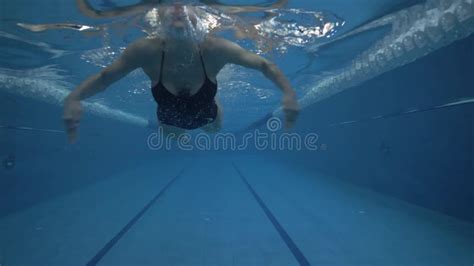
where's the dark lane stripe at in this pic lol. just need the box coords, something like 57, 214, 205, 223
232, 163, 311, 266
243, 97, 474, 132
329, 97, 474, 127
87, 168, 186, 266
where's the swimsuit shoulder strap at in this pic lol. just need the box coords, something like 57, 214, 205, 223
159, 47, 165, 83
159, 43, 212, 84
198, 46, 210, 80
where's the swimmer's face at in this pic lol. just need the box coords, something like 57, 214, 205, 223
160, 5, 198, 32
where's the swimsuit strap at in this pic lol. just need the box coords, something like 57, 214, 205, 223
159, 49, 165, 83
197, 47, 210, 79
158, 43, 209, 84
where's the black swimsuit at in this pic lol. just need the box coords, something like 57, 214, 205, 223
151, 49, 218, 130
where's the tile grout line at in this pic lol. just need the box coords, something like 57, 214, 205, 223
232, 162, 311, 266
86, 167, 187, 266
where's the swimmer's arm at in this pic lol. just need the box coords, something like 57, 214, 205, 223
218, 40, 295, 98
216, 38, 299, 128
65, 40, 145, 102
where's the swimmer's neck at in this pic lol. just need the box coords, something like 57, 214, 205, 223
163, 38, 200, 53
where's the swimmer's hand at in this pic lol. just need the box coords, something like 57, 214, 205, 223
63, 97, 82, 143
281, 92, 300, 129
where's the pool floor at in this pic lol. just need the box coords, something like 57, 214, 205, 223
1, 153, 473, 265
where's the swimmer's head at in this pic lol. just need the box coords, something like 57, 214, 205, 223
164, 4, 197, 28
157, 4, 206, 42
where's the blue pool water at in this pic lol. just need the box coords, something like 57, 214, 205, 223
1, 0, 473, 265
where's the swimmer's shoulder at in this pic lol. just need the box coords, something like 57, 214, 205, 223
123, 36, 164, 58
202, 36, 236, 54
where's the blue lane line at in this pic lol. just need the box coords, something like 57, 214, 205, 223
87, 168, 186, 266
232, 163, 311, 266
